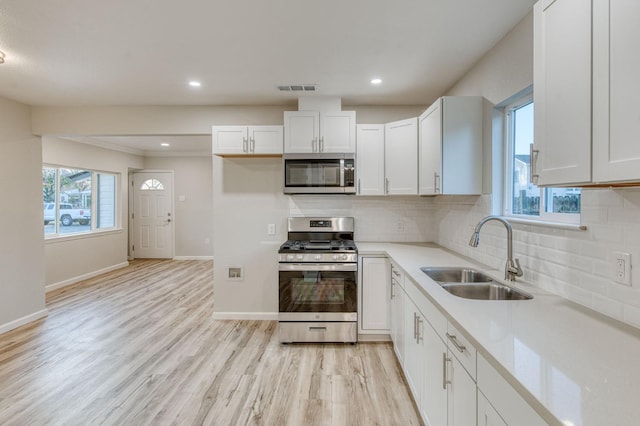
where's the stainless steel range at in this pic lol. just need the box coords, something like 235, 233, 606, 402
278, 217, 358, 343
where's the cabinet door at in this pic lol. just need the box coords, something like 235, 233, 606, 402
360, 257, 390, 331
385, 117, 418, 195
212, 126, 248, 155
390, 271, 405, 365
356, 124, 385, 195
320, 111, 356, 153
403, 299, 424, 404
284, 111, 319, 153
248, 126, 283, 154
448, 353, 477, 426
478, 392, 507, 426
421, 321, 448, 426
533, 0, 592, 186
418, 100, 442, 195
593, 0, 640, 182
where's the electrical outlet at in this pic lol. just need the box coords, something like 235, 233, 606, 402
396, 219, 404, 232
613, 252, 631, 286
267, 223, 276, 235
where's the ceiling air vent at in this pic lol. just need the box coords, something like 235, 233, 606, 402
278, 84, 317, 92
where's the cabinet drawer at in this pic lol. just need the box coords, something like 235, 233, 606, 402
446, 322, 477, 379
477, 354, 548, 426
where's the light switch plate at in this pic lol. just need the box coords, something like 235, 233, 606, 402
267, 223, 276, 235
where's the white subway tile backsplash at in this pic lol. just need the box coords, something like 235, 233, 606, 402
435, 188, 640, 330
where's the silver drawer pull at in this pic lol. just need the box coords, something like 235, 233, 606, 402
446, 333, 466, 353
442, 352, 451, 389
309, 326, 327, 332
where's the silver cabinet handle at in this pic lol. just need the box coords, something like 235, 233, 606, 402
391, 267, 400, 277
530, 143, 539, 184
446, 333, 466, 353
357, 179, 361, 195
309, 326, 327, 332
434, 172, 441, 194
250, 137, 256, 152
416, 316, 423, 343
312, 137, 318, 152
319, 136, 324, 152
442, 352, 451, 389
242, 137, 248, 153
390, 279, 396, 300
413, 312, 418, 340
385, 178, 390, 194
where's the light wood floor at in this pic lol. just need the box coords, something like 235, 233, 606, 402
0, 259, 422, 426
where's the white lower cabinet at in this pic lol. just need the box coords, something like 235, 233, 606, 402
477, 354, 547, 426
389, 263, 406, 364
447, 352, 476, 426
478, 392, 507, 426
420, 313, 447, 426
359, 256, 390, 334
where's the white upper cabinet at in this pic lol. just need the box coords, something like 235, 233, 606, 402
356, 124, 385, 195
592, 0, 640, 182
385, 117, 418, 195
284, 111, 355, 153
533, 0, 592, 186
419, 96, 483, 195
212, 125, 283, 156
533, 0, 640, 186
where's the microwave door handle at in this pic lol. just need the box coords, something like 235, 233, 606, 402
340, 159, 345, 187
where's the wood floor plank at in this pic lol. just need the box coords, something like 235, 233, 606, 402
0, 259, 423, 425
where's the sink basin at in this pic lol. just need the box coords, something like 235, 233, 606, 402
420, 266, 533, 301
441, 283, 533, 301
421, 267, 494, 283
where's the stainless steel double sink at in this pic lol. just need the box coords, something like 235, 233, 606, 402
420, 267, 533, 301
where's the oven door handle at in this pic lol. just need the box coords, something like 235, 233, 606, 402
279, 263, 357, 272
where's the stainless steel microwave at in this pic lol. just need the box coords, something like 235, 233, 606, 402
283, 153, 356, 194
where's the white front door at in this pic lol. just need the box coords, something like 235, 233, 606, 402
132, 171, 174, 259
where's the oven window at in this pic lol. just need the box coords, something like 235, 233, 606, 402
279, 270, 356, 313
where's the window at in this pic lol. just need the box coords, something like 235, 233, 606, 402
504, 94, 581, 224
43, 165, 119, 237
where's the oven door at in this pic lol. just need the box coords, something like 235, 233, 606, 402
279, 263, 357, 321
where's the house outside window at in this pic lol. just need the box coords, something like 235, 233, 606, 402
43, 165, 119, 236
504, 93, 581, 224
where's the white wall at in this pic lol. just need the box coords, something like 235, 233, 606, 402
143, 156, 213, 258
0, 97, 47, 332
42, 137, 144, 287
441, 11, 640, 329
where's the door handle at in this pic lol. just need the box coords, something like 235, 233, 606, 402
242, 137, 248, 153
319, 136, 324, 152
446, 333, 466, 353
442, 352, 451, 389
530, 143, 539, 184
250, 137, 256, 152
434, 172, 441, 194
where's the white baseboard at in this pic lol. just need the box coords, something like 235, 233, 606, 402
358, 333, 391, 342
45, 262, 130, 293
0, 309, 48, 335
173, 256, 214, 260
212, 312, 278, 321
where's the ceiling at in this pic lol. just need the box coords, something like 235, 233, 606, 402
2, 1, 534, 155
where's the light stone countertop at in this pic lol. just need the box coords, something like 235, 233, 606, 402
357, 242, 640, 426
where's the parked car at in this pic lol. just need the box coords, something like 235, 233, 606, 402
43, 203, 91, 226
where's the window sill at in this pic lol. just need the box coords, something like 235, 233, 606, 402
44, 228, 124, 244
505, 217, 586, 231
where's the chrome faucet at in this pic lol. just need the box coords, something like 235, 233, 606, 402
469, 215, 523, 282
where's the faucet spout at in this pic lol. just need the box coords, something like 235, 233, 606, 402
468, 215, 523, 281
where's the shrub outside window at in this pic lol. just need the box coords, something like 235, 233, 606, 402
43, 166, 119, 236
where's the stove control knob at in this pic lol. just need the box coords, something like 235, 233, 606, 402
342, 254, 348, 260
287, 254, 294, 260
296, 254, 304, 260
314, 254, 322, 260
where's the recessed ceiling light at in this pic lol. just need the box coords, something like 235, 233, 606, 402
161, 143, 170, 147
189, 81, 201, 87
371, 78, 382, 85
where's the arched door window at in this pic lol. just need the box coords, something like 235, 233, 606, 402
140, 178, 165, 190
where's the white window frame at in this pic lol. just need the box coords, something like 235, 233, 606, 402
503, 93, 581, 225
44, 165, 121, 239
